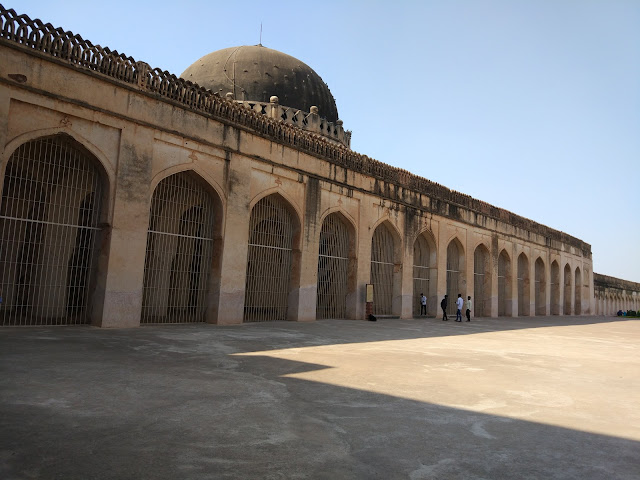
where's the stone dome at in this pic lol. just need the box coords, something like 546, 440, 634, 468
181, 45, 339, 122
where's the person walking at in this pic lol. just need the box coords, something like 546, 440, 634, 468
440, 295, 448, 321
466, 296, 472, 321
455, 294, 463, 321
420, 293, 427, 316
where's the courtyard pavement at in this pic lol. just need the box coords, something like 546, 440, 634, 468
0, 315, 638, 479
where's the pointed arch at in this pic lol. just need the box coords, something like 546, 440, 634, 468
535, 257, 546, 315
1, 134, 107, 325
550, 260, 560, 315
370, 220, 402, 315
446, 238, 465, 316
575, 267, 582, 315
473, 244, 491, 317
498, 249, 512, 316
412, 230, 437, 316
244, 193, 300, 322
517, 253, 530, 316
564, 263, 572, 315
316, 211, 357, 319
141, 170, 222, 323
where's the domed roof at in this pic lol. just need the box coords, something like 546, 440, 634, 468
181, 45, 339, 122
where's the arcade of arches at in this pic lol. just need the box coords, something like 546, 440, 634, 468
0, 7, 637, 327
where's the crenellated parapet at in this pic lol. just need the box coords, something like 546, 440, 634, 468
0, 4, 590, 254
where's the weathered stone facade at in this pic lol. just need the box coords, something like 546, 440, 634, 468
594, 274, 640, 315
0, 6, 620, 327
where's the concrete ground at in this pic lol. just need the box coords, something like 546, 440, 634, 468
0, 315, 638, 480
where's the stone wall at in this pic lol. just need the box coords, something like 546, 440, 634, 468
594, 273, 640, 314
0, 5, 597, 326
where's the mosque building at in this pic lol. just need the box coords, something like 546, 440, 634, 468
0, 5, 637, 326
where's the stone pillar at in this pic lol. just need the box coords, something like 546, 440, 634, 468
355, 224, 373, 320
97, 125, 153, 327
213, 152, 251, 325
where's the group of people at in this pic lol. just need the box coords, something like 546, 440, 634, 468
418, 293, 472, 322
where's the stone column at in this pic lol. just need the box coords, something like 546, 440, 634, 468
97, 125, 153, 327
212, 152, 252, 325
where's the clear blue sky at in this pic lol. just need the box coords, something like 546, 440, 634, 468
16, 0, 640, 282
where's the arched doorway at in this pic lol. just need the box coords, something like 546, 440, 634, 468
244, 194, 297, 322
412, 232, 437, 316
550, 261, 560, 315
446, 239, 465, 316
0, 135, 105, 326
535, 257, 546, 315
575, 267, 582, 315
474, 244, 491, 317
498, 250, 512, 317
564, 264, 572, 315
316, 213, 353, 319
517, 253, 530, 316
141, 172, 217, 323
370, 223, 398, 315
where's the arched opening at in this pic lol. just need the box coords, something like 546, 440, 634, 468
0, 135, 105, 326
141, 171, 218, 323
498, 250, 512, 316
412, 232, 437, 317
575, 267, 582, 315
370, 222, 398, 315
473, 244, 491, 317
564, 264, 572, 315
244, 194, 297, 322
446, 239, 465, 316
550, 261, 560, 315
583, 268, 590, 314
517, 253, 530, 316
535, 257, 546, 315
316, 213, 355, 319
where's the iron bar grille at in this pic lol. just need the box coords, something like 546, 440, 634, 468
498, 252, 509, 316
445, 242, 460, 315
535, 260, 545, 315
316, 214, 349, 319
413, 237, 430, 316
517, 255, 528, 316
0, 136, 103, 326
141, 172, 215, 324
370, 225, 394, 315
551, 262, 559, 314
474, 248, 486, 317
244, 195, 293, 322
574, 270, 581, 314
564, 265, 572, 314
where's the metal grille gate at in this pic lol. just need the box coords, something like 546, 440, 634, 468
413, 237, 430, 316
498, 252, 509, 316
564, 265, 572, 314
370, 225, 394, 315
446, 242, 460, 316
517, 254, 528, 316
535, 259, 545, 315
141, 172, 215, 323
474, 247, 486, 317
0, 136, 103, 326
316, 214, 349, 319
244, 195, 293, 322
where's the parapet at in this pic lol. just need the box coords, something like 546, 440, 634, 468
234, 96, 351, 148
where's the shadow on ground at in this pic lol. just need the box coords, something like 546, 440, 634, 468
0, 316, 637, 479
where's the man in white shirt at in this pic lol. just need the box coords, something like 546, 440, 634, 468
420, 293, 427, 316
455, 294, 464, 321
